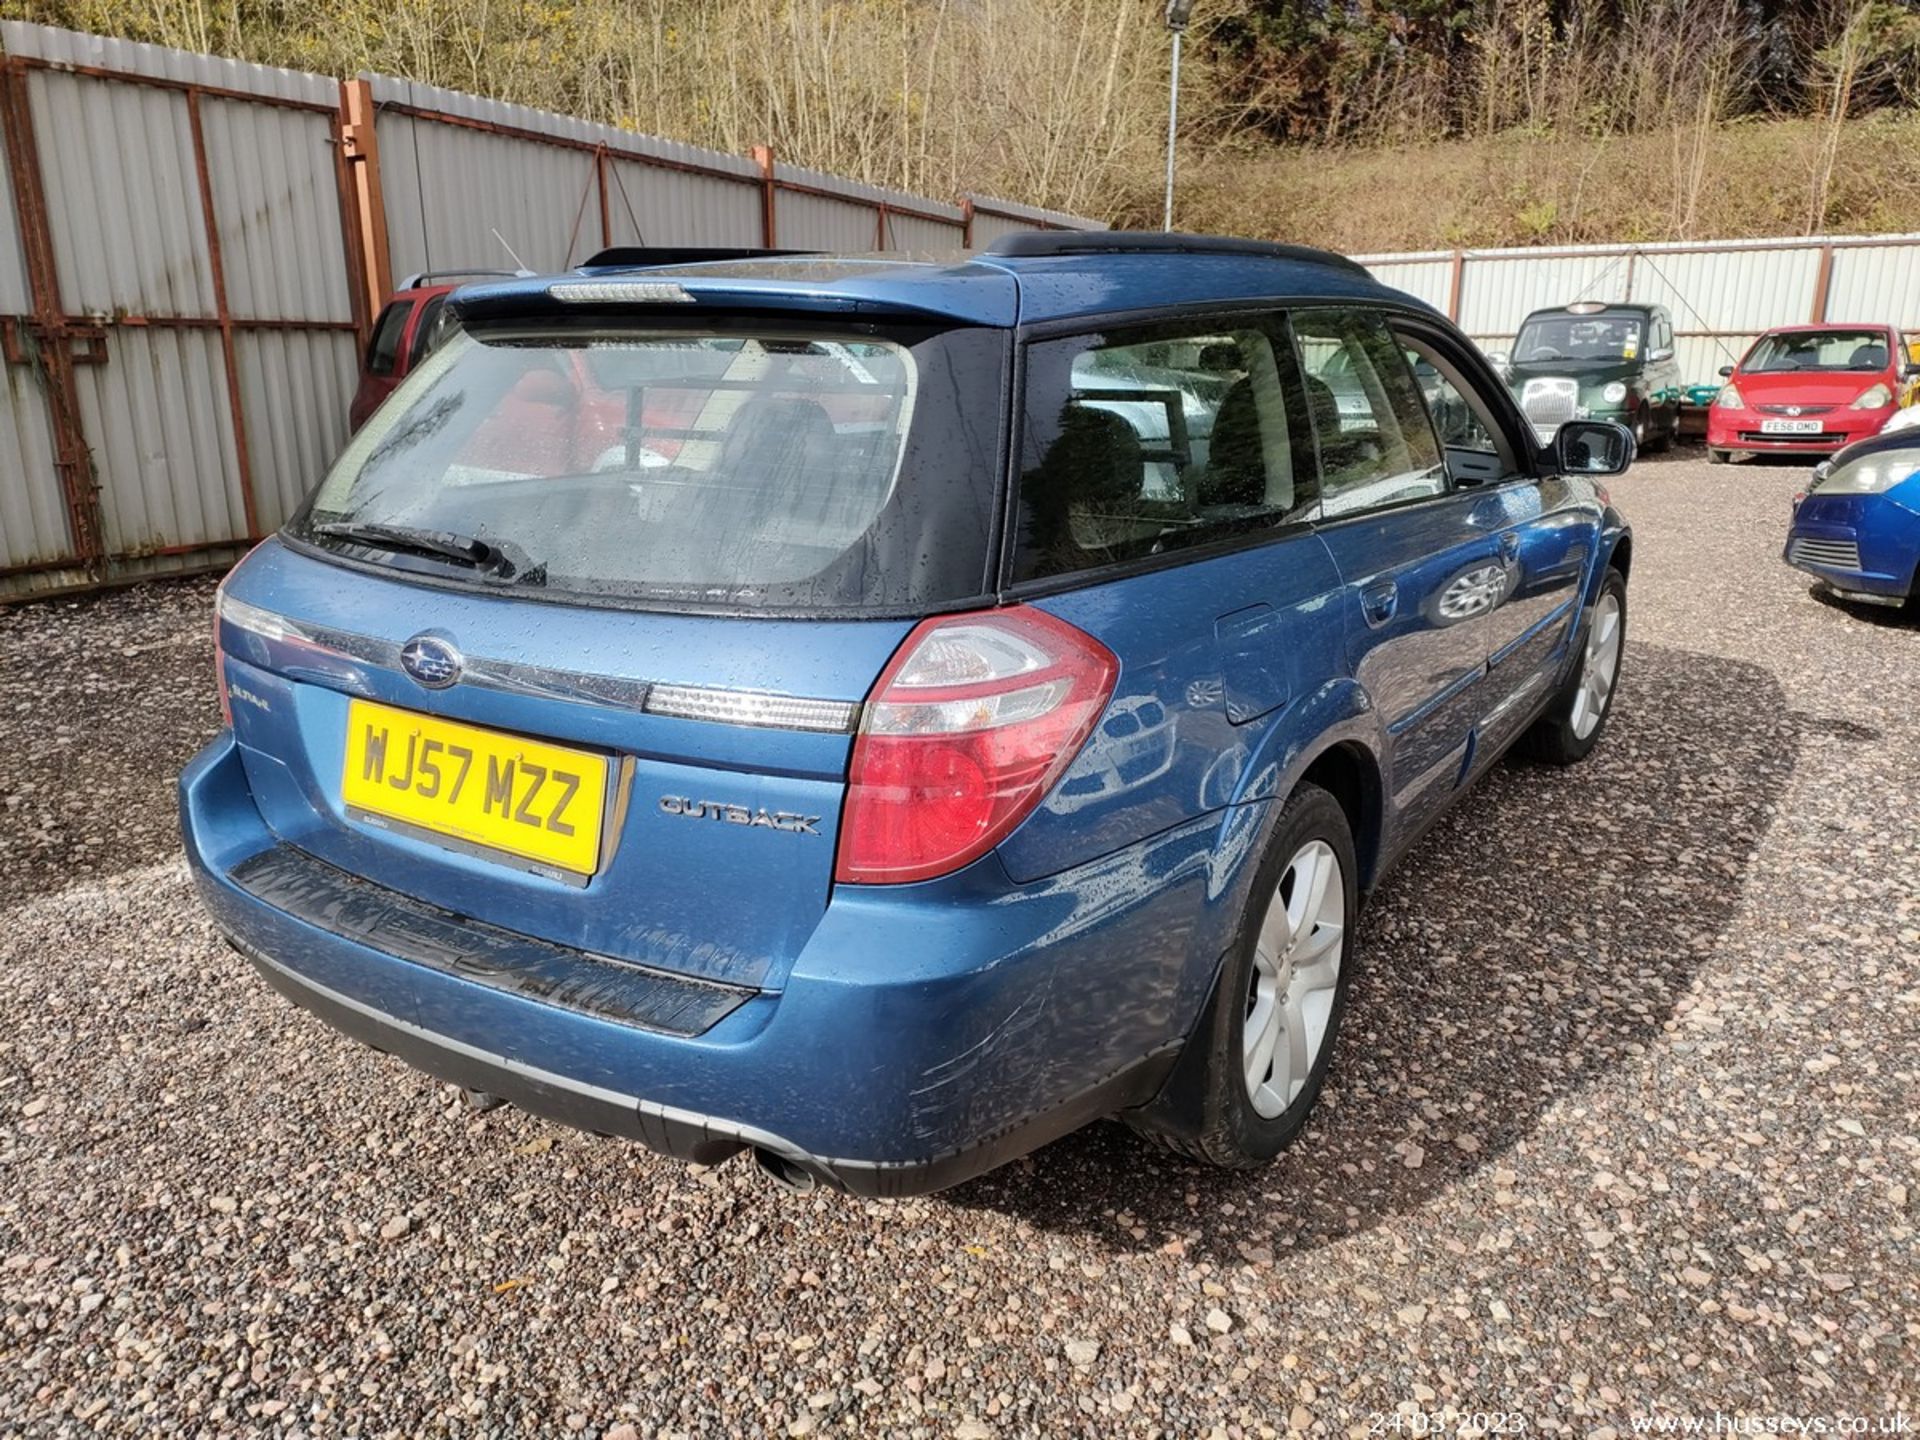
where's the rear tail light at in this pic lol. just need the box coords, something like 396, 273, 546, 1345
835, 606, 1118, 884
211, 543, 268, 727
213, 569, 235, 728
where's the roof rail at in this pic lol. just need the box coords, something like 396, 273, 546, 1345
580, 246, 817, 271
397, 268, 519, 290
983, 230, 1370, 278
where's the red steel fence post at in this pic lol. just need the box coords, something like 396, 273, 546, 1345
1810, 244, 1835, 323
752, 144, 777, 247
340, 78, 393, 332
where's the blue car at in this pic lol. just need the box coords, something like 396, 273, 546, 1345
180, 232, 1635, 1195
1785, 418, 1920, 610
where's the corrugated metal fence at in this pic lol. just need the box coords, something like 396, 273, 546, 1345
0, 23, 1101, 600
1356, 234, 1920, 394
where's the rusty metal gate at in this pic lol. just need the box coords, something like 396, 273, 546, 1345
0, 26, 366, 597
0, 22, 1101, 601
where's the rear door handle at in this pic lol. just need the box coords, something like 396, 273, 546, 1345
1359, 580, 1398, 628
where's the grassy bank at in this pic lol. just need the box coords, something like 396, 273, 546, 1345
1172, 112, 1920, 252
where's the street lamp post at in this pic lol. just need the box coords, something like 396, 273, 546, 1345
1163, 0, 1194, 232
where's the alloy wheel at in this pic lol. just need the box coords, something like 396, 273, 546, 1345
1569, 591, 1622, 740
1243, 840, 1345, 1119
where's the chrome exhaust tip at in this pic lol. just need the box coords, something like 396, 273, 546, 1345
753, 1147, 819, 1194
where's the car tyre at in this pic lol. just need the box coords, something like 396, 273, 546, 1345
1644, 404, 1673, 454
1126, 783, 1357, 1168
1521, 567, 1627, 765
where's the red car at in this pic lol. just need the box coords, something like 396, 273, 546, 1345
347, 270, 511, 432
348, 251, 809, 432
1708, 323, 1917, 463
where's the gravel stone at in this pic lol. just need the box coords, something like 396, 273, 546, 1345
2, 451, 1916, 1433
0, 576, 220, 894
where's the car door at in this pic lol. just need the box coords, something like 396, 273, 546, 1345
1397, 320, 1592, 760
1649, 310, 1682, 428
1293, 308, 1505, 841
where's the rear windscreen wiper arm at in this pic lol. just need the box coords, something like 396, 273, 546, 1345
311, 521, 543, 584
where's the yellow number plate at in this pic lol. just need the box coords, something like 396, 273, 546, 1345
341, 699, 609, 877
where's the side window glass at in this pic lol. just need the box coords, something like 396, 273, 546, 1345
1405, 349, 1496, 453
365, 302, 409, 377
1293, 310, 1446, 520
409, 295, 456, 368
1012, 321, 1317, 583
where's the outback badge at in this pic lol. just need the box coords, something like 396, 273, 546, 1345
659, 796, 822, 835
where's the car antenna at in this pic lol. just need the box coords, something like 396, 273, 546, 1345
492, 228, 534, 278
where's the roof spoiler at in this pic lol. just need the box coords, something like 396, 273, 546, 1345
984, 229, 1370, 279
579, 246, 818, 271
396, 268, 520, 290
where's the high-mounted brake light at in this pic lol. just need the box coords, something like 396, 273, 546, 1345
547, 279, 696, 305
835, 606, 1118, 885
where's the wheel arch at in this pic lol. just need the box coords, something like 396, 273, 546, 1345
1221, 678, 1387, 898
1294, 740, 1385, 896
1607, 530, 1633, 580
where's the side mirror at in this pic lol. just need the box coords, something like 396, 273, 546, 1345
1554, 419, 1636, 477
1649, 346, 1674, 363
1718, 365, 1735, 378
1486, 350, 1512, 380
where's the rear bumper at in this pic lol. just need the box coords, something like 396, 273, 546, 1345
229, 929, 1164, 1194
181, 733, 1227, 1195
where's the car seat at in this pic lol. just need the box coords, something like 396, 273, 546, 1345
1194, 380, 1266, 508
1023, 404, 1149, 569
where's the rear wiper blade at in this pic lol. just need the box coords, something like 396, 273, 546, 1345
312, 521, 543, 584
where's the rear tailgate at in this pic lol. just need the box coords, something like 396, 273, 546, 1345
220, 540, 911, 989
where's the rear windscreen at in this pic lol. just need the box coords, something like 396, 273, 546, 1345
292, 321, 1006, 611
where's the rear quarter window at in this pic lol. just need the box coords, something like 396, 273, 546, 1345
409, 294, 460, 368
1011, 319, 1318, 583
364, 301, 410, 377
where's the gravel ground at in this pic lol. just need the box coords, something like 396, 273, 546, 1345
0, 577, 221, 894
2, 449, 1916, 1437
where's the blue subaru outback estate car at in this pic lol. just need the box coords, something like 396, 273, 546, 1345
181, 232, 1635, 1195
